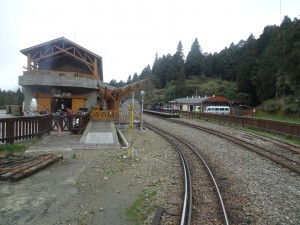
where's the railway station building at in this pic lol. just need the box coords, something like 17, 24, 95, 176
18, 37, 147, 119
19, 37, 104, 113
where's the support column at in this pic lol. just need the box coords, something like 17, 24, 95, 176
94, 57, 98, 79
27, 53, 31, 71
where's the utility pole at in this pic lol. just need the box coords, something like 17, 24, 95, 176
128, 92, 134, 157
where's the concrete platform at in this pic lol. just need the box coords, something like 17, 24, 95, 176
26, 121, 121, 152
79, 121, 120, 148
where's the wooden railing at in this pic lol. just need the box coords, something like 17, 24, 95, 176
23, 70, 95, 79
179, 111, 300, 138
0, 115, 52, 144
0, 113, 91, 144
51, 113, 90, 134
91, 110, 121, 120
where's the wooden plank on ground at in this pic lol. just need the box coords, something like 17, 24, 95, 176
10, 155, 63, 182
0, 154, 63, 182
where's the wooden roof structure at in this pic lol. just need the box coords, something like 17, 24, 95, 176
20, 37, 103, 80
97, 78, 149, 109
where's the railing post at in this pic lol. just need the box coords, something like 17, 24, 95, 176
47, 115, 52, 135
38, 117, 43, 139
6, 119, 14, 144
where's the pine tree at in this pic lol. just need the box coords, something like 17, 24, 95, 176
185, 38, 205, 78
173, 41, 187, 97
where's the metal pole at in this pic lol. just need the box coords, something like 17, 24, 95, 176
140, 91, 145, 130
141, 96, 144, 129
128, 92, 134, 157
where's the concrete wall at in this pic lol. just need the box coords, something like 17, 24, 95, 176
85, 90, 97, 110
21, 86, 98, 113
22, 86, 37, 112
19, 75, 98, 89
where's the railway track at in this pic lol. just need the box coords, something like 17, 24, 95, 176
146, 122, 230, 225
168, 118, 300, 175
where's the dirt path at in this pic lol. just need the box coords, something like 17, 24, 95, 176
0, 129, 177, 225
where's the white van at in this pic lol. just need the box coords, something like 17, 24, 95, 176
204, 106, 230, 115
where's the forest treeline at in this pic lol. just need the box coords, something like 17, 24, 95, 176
109, 16, 300, 108
0, 88, 23, 107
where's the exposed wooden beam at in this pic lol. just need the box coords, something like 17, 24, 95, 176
27, 53, 31, 71
94, 58, 98, 78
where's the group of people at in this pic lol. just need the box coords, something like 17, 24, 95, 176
39, 108, 50, 115
39, 107, 72, 116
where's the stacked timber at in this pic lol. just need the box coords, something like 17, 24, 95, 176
0, 154, 63, 182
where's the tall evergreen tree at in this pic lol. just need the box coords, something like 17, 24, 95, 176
173, 41, 187, 97
126, 75, 132, 84
132, 73, 139, 83
236, 34, 259, 104
185, 38, 205, 77
139, 65, 152, 80
252, 26, 280, 101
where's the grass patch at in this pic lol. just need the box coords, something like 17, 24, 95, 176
72, 152, 78, 160
240, 126, 300, 146
0, 138, 39, 155
125, 188, 159, 224
256, 111, 300, 124
0, 144, 27, 152
106, 168, 115, 175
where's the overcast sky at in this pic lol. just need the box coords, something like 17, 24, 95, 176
0, 0, 299, 91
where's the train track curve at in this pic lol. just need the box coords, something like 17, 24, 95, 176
146, 122, 230, 225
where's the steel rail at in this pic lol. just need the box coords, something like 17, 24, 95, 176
146, 123, 192, 225
243, 133, 300, 154
146, 122, 230, 225
169, 119, 300, 174
176, 135, 230, 225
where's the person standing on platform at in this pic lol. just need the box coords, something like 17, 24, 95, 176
66, 107, 72, 129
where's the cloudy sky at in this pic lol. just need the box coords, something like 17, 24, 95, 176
0, 0, 299, 90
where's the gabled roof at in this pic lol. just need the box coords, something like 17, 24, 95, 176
20, 37, 103, 80
173, 96, 209, 104
172, 96, 230, 104
206, 96, 230, 102
20, 37, 102, 59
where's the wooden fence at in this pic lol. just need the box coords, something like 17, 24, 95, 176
91, 110, 120, 121
0, 113, 91, 144
179, 111, 300, 138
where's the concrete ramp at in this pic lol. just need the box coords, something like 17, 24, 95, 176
80, 121, 120, 147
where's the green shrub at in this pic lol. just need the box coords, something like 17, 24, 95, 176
260, 99, 281, 113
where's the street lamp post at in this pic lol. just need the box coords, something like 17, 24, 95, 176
140, 90, 145, 130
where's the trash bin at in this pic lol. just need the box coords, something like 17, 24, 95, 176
6, 105, 11, 114
11, 105, 22, 116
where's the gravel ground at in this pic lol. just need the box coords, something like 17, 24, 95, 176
0, 128, 180, 225
144, 115, 300, 225
1, 115, 300, 225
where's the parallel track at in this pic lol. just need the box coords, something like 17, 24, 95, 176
168, 118, 300, 175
